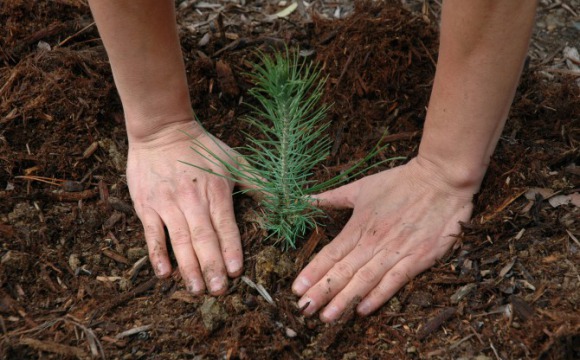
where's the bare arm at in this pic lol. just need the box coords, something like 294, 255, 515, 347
89, 0, 243, 296
88, 0, 196, 141
418, 0, 537, 192
293, 0, 537, 322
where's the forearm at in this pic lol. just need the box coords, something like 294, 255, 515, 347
418, 0, 537, 192
88, 0, 194, 142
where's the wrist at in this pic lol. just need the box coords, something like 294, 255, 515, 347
410, 154, 485, 197
125, 113, 202, 146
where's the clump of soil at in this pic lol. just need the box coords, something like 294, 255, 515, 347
1, 1, 579, 359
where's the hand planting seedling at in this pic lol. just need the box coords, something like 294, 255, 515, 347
183, 50, 400, 249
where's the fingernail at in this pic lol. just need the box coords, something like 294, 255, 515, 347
226, 259, 242, 274
357, 300, 372, 315
298, 297, 315, 315
321, 305, 339, 322
292, 277, 311, 295
188, 279, 204, 294
156, 262, 169, 277
209, 276, 225, 293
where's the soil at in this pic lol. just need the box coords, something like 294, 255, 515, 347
1, 0, 579, 359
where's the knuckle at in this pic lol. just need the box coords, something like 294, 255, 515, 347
214, 217, 239, 236
321, 245, 344, 263
207, 178, 230, 197
332, 261, 356, 280
169, 229, 191, 247
191, 227, 218, 245
356, 266, 380, 285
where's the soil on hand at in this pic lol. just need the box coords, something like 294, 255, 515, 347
1, 1, 579, 359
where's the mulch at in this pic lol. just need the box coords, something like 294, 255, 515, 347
1, 1, 578, 359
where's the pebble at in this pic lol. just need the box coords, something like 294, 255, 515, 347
200, 297, 228, 332
68, 253, 81, 271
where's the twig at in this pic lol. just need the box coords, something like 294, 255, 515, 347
418, 39, 436, 67
336, 52, 355, 88
19, 337, 90, 360
90, 276, 158, 324
449, 334, 475, 350
46, 188, 98, 202
64, 317, 105, 359
566, 229, 580, 248
489, 340, 502, 360
417, 307, 456, 340
57, 22, 96, 47
115, 324, 152, 339
241, 276, 274, 305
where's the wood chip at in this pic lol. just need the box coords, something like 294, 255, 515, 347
102, 248, 130, 265
450, 283, 477, 304
498, 257, 517, 278
510, 296, 535, 322
170, 290, 197, 304
417, 307, 456, 340
19, 337, 89, 360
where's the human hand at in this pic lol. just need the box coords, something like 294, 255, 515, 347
292, 157, 475, 322
126, 120, 243, 295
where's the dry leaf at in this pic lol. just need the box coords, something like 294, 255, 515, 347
524, 187, 554, 200
548, 193, 580, 208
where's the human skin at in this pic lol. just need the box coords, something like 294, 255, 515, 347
88, 0, 243, 296
293, 1, 538, 321
88, 0, 537, 321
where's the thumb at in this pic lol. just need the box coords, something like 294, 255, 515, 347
312, 180, 361, 209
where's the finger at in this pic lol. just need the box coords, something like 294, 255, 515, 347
207, 182, 243, 277
293, 221, 362, 297
298, 241, 380, 318
319, 248, 402, 322
160, 209, 206, 295
181, 202, 229, 296
356, 255, 432, 316
139, 207, 172, 278
312, 179, 362, 209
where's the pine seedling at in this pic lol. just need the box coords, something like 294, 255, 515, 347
183, 50, 401, 249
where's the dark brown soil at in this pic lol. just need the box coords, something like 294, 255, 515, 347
1, 1, 579, 359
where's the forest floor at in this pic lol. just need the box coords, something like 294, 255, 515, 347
0, 0, 579, 359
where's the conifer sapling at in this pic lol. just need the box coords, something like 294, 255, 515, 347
182, 50, 401, 249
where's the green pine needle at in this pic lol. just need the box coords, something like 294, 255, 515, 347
183, 50, 404, 250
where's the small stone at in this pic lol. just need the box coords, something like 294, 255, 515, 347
68, 253, 81, 271
127, 247, 148, 262
285, 327, 297, 338
407, 346, 417, 353
200, 297, 228, 332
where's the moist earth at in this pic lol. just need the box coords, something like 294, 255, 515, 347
1, 0, 579, 359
